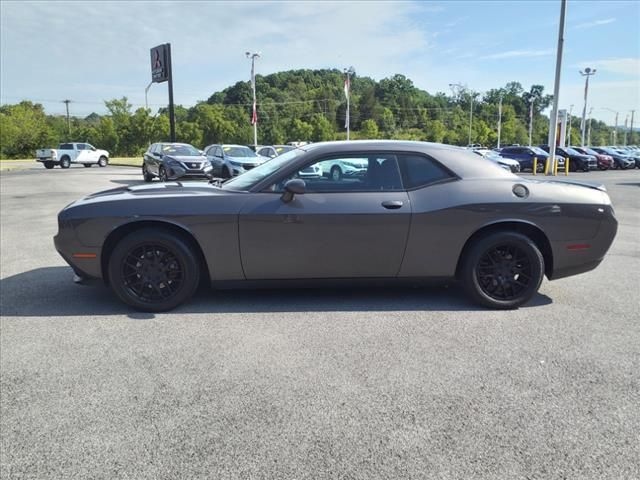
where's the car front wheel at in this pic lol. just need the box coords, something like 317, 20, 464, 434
330, 166, 343, 180
142, 163, 153, 182
459, 231, 544, 309
159, 166, 168, 182
107, 228, 201, 312
98, 156, 108, 167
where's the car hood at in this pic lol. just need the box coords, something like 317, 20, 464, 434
495, 157, 519, 166
227, 155, 268, 164
166, 155, 208, 163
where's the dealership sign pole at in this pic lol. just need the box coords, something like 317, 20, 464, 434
150, 43, 176, 142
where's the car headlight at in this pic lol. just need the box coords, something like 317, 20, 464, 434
229, 160, 244, 168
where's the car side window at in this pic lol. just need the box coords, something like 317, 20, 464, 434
398, 154, 454, 189
214, 147, 222, 157
76, 144, 85, 150
268, 154, 403, 193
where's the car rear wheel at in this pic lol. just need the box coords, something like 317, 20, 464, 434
98, 156, 108, 167
44, 161, 55, 169
459, 231, 544, 309
108, 229, 200, 312
159, 166, 168, 182
142, 163, 153, 182
60, 156, 71, 169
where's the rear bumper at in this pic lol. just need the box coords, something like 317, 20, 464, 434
548, 205, 617, 280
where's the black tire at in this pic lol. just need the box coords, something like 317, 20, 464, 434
330, 165, 343, 181
459, 231, 544, 310
98, 156, 108, 167
44, 161, 55, 169
159, 166, 168, 182
142, 163, 154, 182
60, 156, 71, 169
83, 163, 92, 168
222, 166, 231, 179
107, 228, 200, 312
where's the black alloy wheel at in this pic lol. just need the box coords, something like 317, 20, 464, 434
108, 229, 200, 311
142, 163, 153, 182
159, 166, 168, 182
330, 166, 343, 181
222, 166, 231, 179
460, 231, 544, 309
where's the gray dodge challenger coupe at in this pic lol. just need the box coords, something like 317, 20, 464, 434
54, 141, 617, 312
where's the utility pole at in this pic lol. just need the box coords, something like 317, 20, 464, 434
587, 107, 593, 146
497, 95, 503, 148
601, 108, 618, 145
246, 51, 261, 148
579, 67, 596, 146
62, 99, 71, 136
344, 66, 354, 140
546, 0, 567, 175
528, 99, 534, 146
468, 94, 474, 145
630, 110, 635, 145
623, 115, 629, 145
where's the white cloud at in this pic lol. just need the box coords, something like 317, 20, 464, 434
576, 58, 640, 77
480, 49, 555, 60
0, 1, 435, 114
574, 18, 616, 29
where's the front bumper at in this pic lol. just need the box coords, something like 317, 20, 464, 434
54, 226, 102, 280
166, 163, 212, 180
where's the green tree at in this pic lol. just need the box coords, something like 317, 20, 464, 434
310, 114, 334, 141
360, 119, 379, 139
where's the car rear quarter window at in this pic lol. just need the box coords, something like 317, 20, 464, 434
59, 143, 73, 150
398, 154, 454, 189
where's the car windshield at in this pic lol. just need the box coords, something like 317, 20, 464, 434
275, 146, 295, 154
161, 144, 201, 156
221, 148, 304, 191
480, 150, 502, 161
578, 147, 598, 155
530, 147, 547, 155
223, 146, 256, 157
564, 147, 582, 155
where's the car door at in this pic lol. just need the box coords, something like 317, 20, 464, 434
74, 144, 88, 163
238, 153, 411, 279
85, 144, 99, 163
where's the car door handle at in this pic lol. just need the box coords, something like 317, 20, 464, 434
381, 200, 404, 210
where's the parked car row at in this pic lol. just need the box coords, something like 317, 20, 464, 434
468, 144, 640, 173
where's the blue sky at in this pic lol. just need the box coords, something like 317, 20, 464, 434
1, 0, 638, 127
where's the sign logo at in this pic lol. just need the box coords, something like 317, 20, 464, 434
150, 44, 169, 83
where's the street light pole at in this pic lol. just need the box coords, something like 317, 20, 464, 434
528, 99, 534, 146
546, 0, 567, 175
623, 115, 629, 146
344, 66, 354, 140
566, 104, 574, 147
144, 82, 153, 110
587, 107, 593, 146
579, 67, 596, 146
497, 95, 503, 148
630, 110, 636, 145
246, 51, 261, 148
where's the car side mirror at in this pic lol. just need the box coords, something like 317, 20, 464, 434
281, 179, 305, 203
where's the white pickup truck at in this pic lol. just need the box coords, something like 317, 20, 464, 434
36, 143, 109, 169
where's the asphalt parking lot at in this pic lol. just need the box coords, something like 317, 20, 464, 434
1, 162, 639, 479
